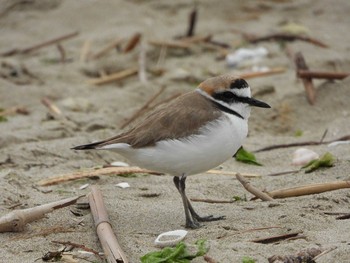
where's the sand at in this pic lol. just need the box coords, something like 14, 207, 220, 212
1, 0, 350, 262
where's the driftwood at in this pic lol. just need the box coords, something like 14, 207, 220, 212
37, 166, 162, 186
0, 196, 82, 232
294, 52, 315, 105
89, 186, 129, 263
297, 70, 350, 80
236, 174, 274, 201
251, 231, 302, 244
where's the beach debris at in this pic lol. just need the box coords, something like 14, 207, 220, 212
255, 134, 350, 152
294, 52, 315, 105
89, 186, 129, 263
260, 180, 350, 199
0, 195, 82, 232
242, 256, 256, 263
297, 70, 350, 80
88, 67, 138, 85
279, 22, 310, 35
123, 32, 142, 53
226, 47, 268, 67
302, 152, 335, 173
109, 161, 130, 167
268, 247, 334, 263
41, 97, 63, 119
190, 198, 235, 204
251, 231, 303, 244
292, 148, 319, 166
37, 166, 162, 186
60, 97, 94, 112
0, 106, 29, 121
1, 31, 79, 57
235, 147, 262, 166
141, 239, 208, 263
79, 183, 90, 190
51, 240, 101, 259
236, 174, 274, 201
204, 255, 218, 263
154, 229, 188, 248
116, 182, 130, 189
246, 32, 328, 48
185, 7, 198, 38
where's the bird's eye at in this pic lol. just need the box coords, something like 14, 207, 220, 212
222, 91, 234, 99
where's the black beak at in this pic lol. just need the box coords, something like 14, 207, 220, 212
247, 97, 271, 108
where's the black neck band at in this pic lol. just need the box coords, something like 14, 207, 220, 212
211, 100, 244, 119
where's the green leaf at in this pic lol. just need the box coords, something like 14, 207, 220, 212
242, 256, 256, 263
0, 116, 7, 122
140, 240, 209, 263
235, 147, 262, 166
303, 152, 335, 173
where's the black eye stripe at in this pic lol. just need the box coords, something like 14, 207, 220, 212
213, 91, 250, 104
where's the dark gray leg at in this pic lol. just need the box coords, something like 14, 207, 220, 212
173, 175, 225, 228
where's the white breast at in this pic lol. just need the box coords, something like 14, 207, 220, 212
102, 113, 248, 176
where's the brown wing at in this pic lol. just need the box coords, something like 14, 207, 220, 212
93, 91, 222, 148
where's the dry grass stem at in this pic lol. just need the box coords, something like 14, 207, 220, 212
190, 198, 235, 204
297, 70, 350, 80
91, 38, 123, 60
123, 33, 141, 53
0, 196, 82, 232
266, 180, 350, 199
88, 67, 138, 85
236, 174, 274, 201
148, 39, 191, 49
37, 166, 162, 186
89, 186, 129, 263
251, 231, 302, 244
41, 97, 63, 117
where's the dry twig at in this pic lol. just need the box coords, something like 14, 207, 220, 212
37, 166, 162, 186
206, 169, 261, 178
255, 134, 350, 152
148, 39, 191, 49
251, 231, 302, 244
89, 186, 129, 263
0, 196, 82, 232
41, 97, 63, 118
247, 33, 328, 48
294, 52, 316, 105
51, 240, 101, 258
123, 33, 142, 53
236, 174, 274, 201
266, 180, 350, 199
1, 31, 79, 56
88, 67, 138, 85
297, 70, 350, 80
190, 198, 235, 204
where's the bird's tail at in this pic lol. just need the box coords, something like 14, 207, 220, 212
71, 141, 102, 150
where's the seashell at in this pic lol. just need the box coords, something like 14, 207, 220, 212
292, 148, 319, 166
115, 182, 130, 189
110, 161, 130, 167
154, 229, 188, 247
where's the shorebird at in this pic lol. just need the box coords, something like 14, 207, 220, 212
72, 73, 270, 228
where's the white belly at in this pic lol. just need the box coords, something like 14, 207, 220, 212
104, 114, 248, 176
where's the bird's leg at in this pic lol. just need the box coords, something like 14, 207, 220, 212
173, 175, 200, 229
173, 176, 225, 226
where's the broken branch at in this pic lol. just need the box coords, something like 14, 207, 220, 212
236, 174, 274, 201
294, 52, 315, 105
251, 231, 302, 244
297, 70, 350, 80
89, 186, 129, 263
0, 196, 82, 232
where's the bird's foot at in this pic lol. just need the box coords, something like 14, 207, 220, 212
185, 219, 201, 229
193, 214, 226, 222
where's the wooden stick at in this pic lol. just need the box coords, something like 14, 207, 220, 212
41, 97, 63, 117
251, 231, 302, 244
255, 134, 350, 152
56, 43, 66, 63
22, 31, 79, 54
37, 166, 162, 186
247, 33, 328, 48
0, 196, 82, 232
186, 8, 198, 37
206, 169, 261, 178
51, 240, 101, 258
266, 180, 350, 199
236, 174, 274, 201
91, 38, 123, 60
80, 40, 92, 62
123, 33, 141, 53
148, 39, 191, 49
294, 52, 315, 105
239, 67, 286, 79
297, 70, 350, 80
89, 186, 129, 263
88, 67, 138, 85
0, 106, 29, 117
120, 86, 166, 129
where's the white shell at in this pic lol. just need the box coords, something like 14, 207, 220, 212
110, 161, 130, 167
292, 148, 319, 166
79, 183, 90, 190
154, 229, 188, 247
115, 182, 130, 188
